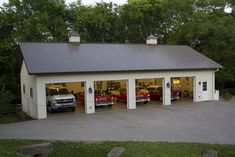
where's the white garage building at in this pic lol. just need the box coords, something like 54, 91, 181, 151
18, 34, 222, 119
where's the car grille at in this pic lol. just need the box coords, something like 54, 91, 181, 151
56, 98, 73, 104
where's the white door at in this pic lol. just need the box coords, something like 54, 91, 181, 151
201, 81, 209, 101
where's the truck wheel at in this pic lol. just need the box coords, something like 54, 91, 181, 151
48, 105, 53, 113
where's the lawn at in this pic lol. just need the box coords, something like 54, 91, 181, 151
0, 139, 235, 157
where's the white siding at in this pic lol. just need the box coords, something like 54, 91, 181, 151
20, 61, 38, 119
20, 65, 217, 119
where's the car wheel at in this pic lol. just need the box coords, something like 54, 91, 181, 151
71, 107, 76, 112
114, 97, 118, 102
143, 101, 148, 104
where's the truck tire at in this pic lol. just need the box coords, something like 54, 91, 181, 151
47, 102, 54, 113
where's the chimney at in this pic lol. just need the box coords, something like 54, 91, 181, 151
146, 34, 157, 45
69, 31, 80, 44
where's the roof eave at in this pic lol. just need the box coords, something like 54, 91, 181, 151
28, 68, 222, 76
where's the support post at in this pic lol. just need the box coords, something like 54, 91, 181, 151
85, 80, 95, 114
127, 78, 136, 109
163, 77, 171, 105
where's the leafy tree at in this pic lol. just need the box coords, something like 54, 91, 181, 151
69, 1, 123, 42
4, 0, 69, 41
120, 0, 166, 43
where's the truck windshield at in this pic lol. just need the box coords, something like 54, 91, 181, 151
49, 88, 70, 95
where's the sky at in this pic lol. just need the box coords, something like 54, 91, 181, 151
0, 0, 127, 6
0, 0, 232, 13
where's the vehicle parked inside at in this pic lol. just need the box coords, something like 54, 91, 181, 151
112, 88, 150, 104
147, 86, 180, 101
46, 86, 76, 112
94, 90, 114, 106
76, 90, 114, 107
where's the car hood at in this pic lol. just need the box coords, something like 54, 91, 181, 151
52, 94, 75, 99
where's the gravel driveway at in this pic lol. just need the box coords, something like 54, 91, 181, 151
0, 100, 235, 144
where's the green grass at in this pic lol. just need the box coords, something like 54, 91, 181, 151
0, 139, 235, 157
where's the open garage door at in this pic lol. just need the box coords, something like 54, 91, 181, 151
171, 77, 194, 104
94, 80, 127, 112
45, 82, 85, 116
136, 78, 163, 108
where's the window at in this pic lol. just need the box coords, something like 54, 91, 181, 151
23, 85, 25, 94
203, 82, 207, 91
30, 87, 33, 98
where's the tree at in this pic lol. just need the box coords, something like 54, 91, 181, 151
69, 2, 123, 42
119, 0, 166, 43
3, 0, 69, 42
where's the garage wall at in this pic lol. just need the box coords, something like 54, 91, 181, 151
31, 69, 216, 119
65, 82, 84, 93
20, 61, 38, 119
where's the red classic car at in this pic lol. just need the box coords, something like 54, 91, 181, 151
147, 86, 180, 101
112, 88, 150, 104
75, 90, 114, 106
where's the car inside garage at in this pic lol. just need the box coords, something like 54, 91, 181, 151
45, 82, 85, 115
94, 80, 127, 112
135, 78, 163, 108
171, 77, 194, 104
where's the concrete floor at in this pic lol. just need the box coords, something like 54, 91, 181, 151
0, 100, 235, 144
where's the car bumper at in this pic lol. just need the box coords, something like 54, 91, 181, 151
95, 101, 114, 106
136, 98, 150, 103
52, 102, 76, 110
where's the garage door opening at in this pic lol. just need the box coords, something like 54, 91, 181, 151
135, 78, 163, 108
45, 82, 85, 116
171, 77, 194, 104
95, 80, 127, 112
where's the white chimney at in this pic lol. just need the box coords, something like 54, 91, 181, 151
146, 34, 157, 45
69, 31, 80, 43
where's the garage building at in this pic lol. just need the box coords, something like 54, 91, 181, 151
17, 33, 222, 119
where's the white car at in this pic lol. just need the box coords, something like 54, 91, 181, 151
46, 87, 76, 112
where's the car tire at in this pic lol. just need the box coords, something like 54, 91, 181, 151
144, 101, 148, 104
71, 107, 76, 112
114, 97, 119, 102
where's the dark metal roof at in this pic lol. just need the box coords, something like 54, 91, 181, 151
19, 42, 222, 75
147, 34, 157, 39
70, 31, 79, 36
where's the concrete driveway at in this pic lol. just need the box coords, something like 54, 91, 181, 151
0, 100, 235, 144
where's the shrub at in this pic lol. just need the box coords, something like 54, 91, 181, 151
15, 111, 26, 120
222, 92, 233, 101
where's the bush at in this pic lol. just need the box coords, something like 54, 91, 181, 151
0, 90, 15, 117
222, 92, 233, 101
231, 90, 235, 95
15, 111, 26, 120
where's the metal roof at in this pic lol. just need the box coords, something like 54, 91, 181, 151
19, 42, 222, 75
70, 31, 79, 36
147, 34, 157, 39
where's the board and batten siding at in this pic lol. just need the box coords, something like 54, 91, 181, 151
21, 59, 217, 119
20, 61, 38, 119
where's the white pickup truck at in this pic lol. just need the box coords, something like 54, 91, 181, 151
46, 86, 76, 112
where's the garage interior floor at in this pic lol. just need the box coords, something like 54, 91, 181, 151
48, 98, 193, 117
